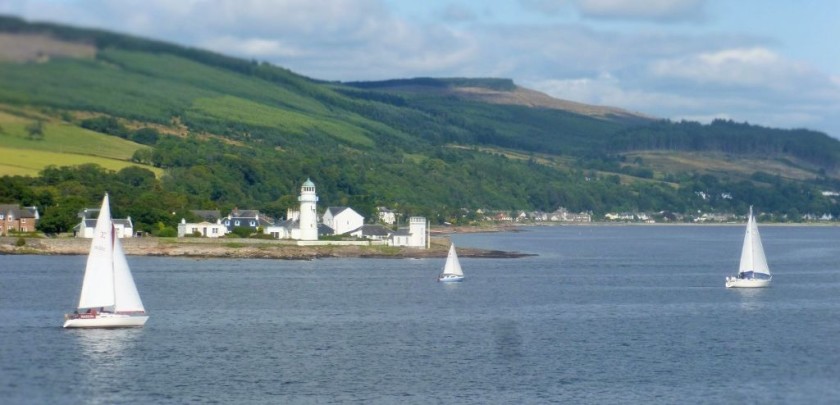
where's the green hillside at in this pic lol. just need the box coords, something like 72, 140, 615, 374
0, 15, 838, 234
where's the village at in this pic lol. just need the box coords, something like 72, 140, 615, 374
2, 180, 838, 244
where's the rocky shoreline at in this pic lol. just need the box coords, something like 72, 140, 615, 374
0, 235, 532, 260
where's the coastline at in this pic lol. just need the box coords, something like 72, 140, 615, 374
0, 235, 532, 260
3, 221, 834, 259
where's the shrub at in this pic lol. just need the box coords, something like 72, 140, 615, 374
15, 237, 26, 247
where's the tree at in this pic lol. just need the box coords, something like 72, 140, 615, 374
37, 196, 87, 234
26, 120, 45, 140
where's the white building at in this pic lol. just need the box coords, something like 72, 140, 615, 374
75, 216, 134, 238
177, 218, 227, 238
322, 206, 365, 235
377, 207, 397, 225
390, 216, 427, 248
266, 178, 319, 241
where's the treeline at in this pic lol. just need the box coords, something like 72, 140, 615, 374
609, 119, 840, 169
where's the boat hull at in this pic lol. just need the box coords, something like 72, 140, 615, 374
438, 275, 464, 283
725, 277, 771, 288
63, 313, 149, 328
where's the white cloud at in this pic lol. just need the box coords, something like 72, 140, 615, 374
520, 0, 707, 22
648, 47, 840, 105
575, 0, 706, 21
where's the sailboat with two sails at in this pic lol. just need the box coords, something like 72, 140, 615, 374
438, 243, 465, 282
63, 194, 149, 328
726, 206, 772, 288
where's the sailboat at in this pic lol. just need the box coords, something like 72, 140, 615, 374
438, 243, 465, 282
726, 206, 772, 288
63, 194, 149, 328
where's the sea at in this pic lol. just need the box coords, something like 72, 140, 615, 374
1, 225, 839, 404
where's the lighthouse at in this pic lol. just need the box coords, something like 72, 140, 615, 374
298, 178, 319, 240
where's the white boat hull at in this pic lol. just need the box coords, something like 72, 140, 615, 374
725, 276, 771, 288
63, 313, 149, 328
438, 275, 464, 283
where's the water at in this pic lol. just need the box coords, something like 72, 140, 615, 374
2, 225, 840, 404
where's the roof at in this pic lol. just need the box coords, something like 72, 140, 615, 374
1, 204, 38, 218
77, 218, 133, 228
191, 210, 221, 221
229, 209, 261, 218
303, 178, 315, 187
359, 224, 390, 236
325, 206, 349, 216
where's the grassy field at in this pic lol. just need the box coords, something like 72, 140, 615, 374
189, 95, 375, 147
626, 151, 819, 182
0, 110, 162, 177
0, 145, 161, 176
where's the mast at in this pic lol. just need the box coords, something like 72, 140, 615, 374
111, 223, 117, 310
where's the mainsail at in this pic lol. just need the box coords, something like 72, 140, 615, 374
738, 206, 770, 277
77, 194, 117, 310
442, 244, 464, 277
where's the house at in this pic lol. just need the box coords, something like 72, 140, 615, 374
322, 206, 364, 235
177, 218, 227, 238
222, 208, 273, 233
389, 216, 427, 248
350, 224, 392, 241
73, 208, 133, 238
377, 207, 397, 225
0, 204, 39, 235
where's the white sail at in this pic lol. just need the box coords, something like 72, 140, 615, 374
442, 244, 464, 277
738, 207, 770, 276
112, 236, 145, 313
77, 194, 116, 310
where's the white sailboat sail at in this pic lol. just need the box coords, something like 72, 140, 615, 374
77, 194, 117, 310
738, 207, 770, 277
112, 235, 145, 313
442, 244, 463, 277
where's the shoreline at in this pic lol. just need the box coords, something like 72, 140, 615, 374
0, 235, 533, 260
2, 221, 835, 259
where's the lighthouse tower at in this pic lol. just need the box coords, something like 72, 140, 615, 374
298, 178, 319, 241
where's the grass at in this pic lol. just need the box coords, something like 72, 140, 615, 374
0, 110, 162, 177
190, 96, 374, 147
0, 145, 161, 177
626, 151, 819, 182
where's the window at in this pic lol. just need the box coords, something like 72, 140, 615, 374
250, 221, 255, 226
235, 220, 240, 226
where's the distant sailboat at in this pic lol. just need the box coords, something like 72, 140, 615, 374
438, 243, 465, 282
63, 194, 149, 328
726, 206, 772, 288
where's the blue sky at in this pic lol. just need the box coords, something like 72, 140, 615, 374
2, 0, 838, 137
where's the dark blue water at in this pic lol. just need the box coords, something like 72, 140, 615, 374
2, 225, 839, 404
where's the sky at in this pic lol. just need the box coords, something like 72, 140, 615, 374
2, 0, 839, 137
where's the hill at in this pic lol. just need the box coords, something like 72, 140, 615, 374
0, 15, 838, 234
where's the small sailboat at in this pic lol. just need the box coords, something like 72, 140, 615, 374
726, 206, 772, 288
64, 194, 149, 328
438, 243, 465, 282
